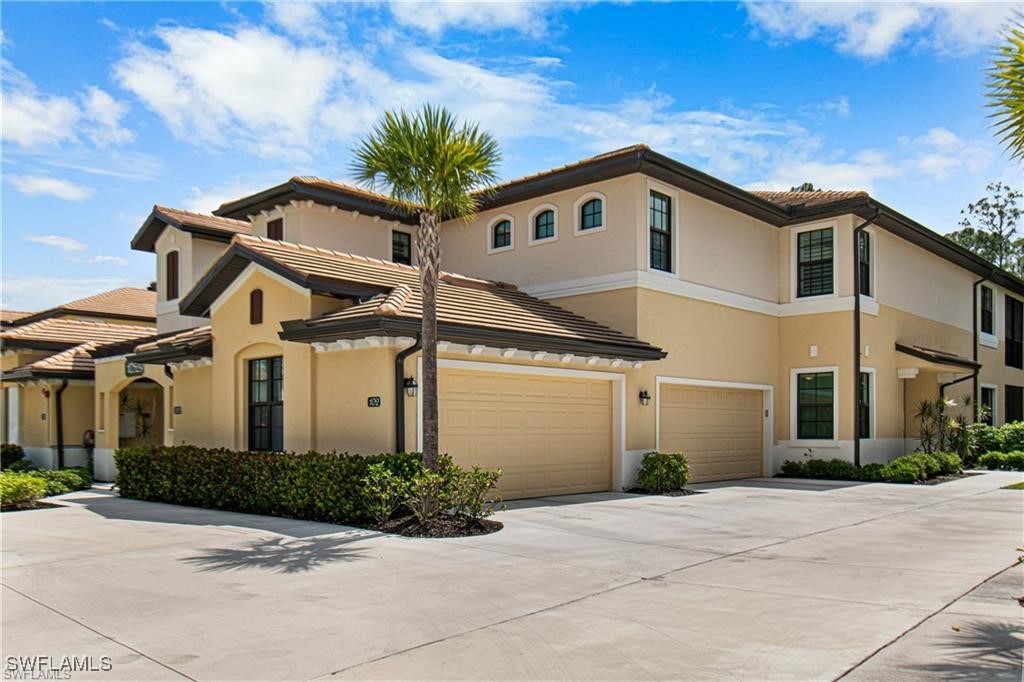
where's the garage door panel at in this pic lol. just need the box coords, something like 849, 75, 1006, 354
660, 384, 763, 483
440, 369, 612, 499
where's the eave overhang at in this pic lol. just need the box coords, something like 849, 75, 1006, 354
214, 179, 418, 225
895, 343, 980, 371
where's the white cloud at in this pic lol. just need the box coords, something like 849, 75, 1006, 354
81, 86, 134, 146
114, 26, 339, 160
265, 1, 332, 40
10, 175, 93, 201
183, 178, 280, 213
388, 1, 553, 37
744, 2, 1016, 58
748, 149, 901, 193
89, 255, 129, 266
1, 275, 142, 311
25, 234, 89, 253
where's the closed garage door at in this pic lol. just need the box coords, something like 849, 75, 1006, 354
439, 368, 612, 499
659, 384, 763, 482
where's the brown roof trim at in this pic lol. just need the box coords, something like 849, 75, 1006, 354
213, 178, 418, 225
1, 338, 79, 352
177, 242, 390, 317
13, 308, 156, 327
2, 367, 93, 381
895, 343, 980, 370
279, 315, 666, 362
131, 206, 252, 253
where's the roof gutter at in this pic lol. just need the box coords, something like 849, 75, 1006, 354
972, 273, 992, 421
55, 378, 69, 468
854, 208, 881, 468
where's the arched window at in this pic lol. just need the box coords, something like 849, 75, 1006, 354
250, 289, 264, 325
534, 210, 555, 241
165, 251, 179, 300
580, 198, 603, 230
492, 219, 512, 249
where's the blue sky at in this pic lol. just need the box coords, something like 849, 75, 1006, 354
1, 1, 1020, 311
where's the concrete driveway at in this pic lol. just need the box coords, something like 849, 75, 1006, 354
2, 472, 1022, 681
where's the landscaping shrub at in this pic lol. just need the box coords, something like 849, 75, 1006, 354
635, 452, 690, 493
1, 444, 27, 470
999, 423, 1024, 451
116, 446, 425, 524
968, 424, 1003, 460
779, 452, 961, 484
448, 466, 503, 521
405, 470, 447, 525
978, 450, 1024, 471
34, 467, 92, 496
0, 472, 47, 509
361, 462, 412, 525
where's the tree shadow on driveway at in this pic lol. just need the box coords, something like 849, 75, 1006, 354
905, 618, 1023, 680
181, 535, 372, 574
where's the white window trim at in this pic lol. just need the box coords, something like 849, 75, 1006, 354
858, 227, 877, 300
655, 376, 774, 477
527, 203, 559, 246
790, 366, 840, 446
859, 366, 876, 440
980, 383, 998, 426
573, 191, 607, 236
790, 221, 839, 302
390, 227, 415, 266
645, 179, 681, 276
486, 214, 515, 254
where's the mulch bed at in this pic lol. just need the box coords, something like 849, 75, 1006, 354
915, 472, 981, 485
625, 488, 701, 497
372, 513, 503, 538
1, 501, 65, 512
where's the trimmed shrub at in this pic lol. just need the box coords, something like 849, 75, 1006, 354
361, 462, 413, 525
1, 472, 47, 509
968, 424, 1003, 461
780, 460, 806, 477
448, 466, 503, 521
34, 467, 92, 496
879, 459, 924, 483
1, 444, 27, 470
405, 470, 447, 524
116, 446, 424, 524
778, 452, 961, 484
804, 458, 860, 480
978, 450, 1024, 471
999, 423, 1024, 451
635, 452, 690, 493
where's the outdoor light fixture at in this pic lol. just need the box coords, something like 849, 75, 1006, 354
639, 389, 651, 406
403, 376, 418, 397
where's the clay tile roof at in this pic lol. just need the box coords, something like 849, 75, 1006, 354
750, 190, 869, 210
0, 309, 32, 326
481, 144, 649, 196
290, 177, 397, 205
132, 205, 252, 252
2, 318, 157, 350
214, 235, 663, 361
14, 287, 157, 326
133, 325, 212, 354
19, 342, 99, 376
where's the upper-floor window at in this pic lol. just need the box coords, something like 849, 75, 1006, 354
267, 218, 284, 241
492, 219, 512, 250
1006, 385, 1023, 423
250, 289, 263, 325
1006, 295, 1023, 368
981, 285, 994, 335
580, 199, 603, 230
392, 231, 412, 265
797, 228, 834, 298
649, 190, 672, 272
165, 251, 179, 300
534, 210, 555, 241
857, 231, 872, 297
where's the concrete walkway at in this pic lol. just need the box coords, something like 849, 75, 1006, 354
2, 472, 1022, 681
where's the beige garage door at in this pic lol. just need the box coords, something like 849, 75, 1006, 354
439, 368, 612, 499
659, 384, 763, 482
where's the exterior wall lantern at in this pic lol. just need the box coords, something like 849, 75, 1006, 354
403, 377, 418, 398
638, 389, 651, 406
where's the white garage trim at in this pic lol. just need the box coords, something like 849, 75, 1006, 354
655, 376, 774, 478
419, 358, 628, 491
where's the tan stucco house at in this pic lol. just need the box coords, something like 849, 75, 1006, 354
6, 145, 1022, 499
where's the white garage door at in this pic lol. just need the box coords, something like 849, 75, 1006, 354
439, 368, 612, 499
659, 384, 764, 482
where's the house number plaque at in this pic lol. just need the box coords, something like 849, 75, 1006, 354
125, 362, 145, 377
367, 396, 382, 408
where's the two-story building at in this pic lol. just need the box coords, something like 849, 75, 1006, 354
78, 145, 1024, 498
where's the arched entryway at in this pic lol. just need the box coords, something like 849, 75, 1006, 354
114, 378, 164, 449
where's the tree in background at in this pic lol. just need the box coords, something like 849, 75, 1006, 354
790, 182, 819, 192
352, 105, 501, 471
947, 182, 1023, 274
988, 16, 1024, 160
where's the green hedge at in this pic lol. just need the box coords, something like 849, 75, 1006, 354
635, 452, 689, 493
977, 451, 1024, 471
115, 446, 423, 524
1, 444, 26, 470
781, 452, 961, 484
1, 472, 47, 508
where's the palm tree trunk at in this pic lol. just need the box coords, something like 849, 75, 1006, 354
417, 210, 440, 471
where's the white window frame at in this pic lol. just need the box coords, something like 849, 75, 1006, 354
573, 191, 607, 236
6, 387, 19, 444
527, 203, 559, 246
390, 227, 415, 266
857, 227, 877, 301
981, 382, 998, 426
645, 179, 680, 276
790, 221, 839, 302
486, 214, 515, 254
790, 366, 840, 446
858, 366, 876, 440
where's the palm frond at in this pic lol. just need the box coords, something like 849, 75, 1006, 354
987, 15, 1024, 161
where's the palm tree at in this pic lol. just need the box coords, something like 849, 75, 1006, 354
988, 16, 1024, 160
352, 105, 501, 471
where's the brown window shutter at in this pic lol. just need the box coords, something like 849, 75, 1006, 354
267, 218, 283, 241
166, 251, 179, 300
250, 288, 263, 324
